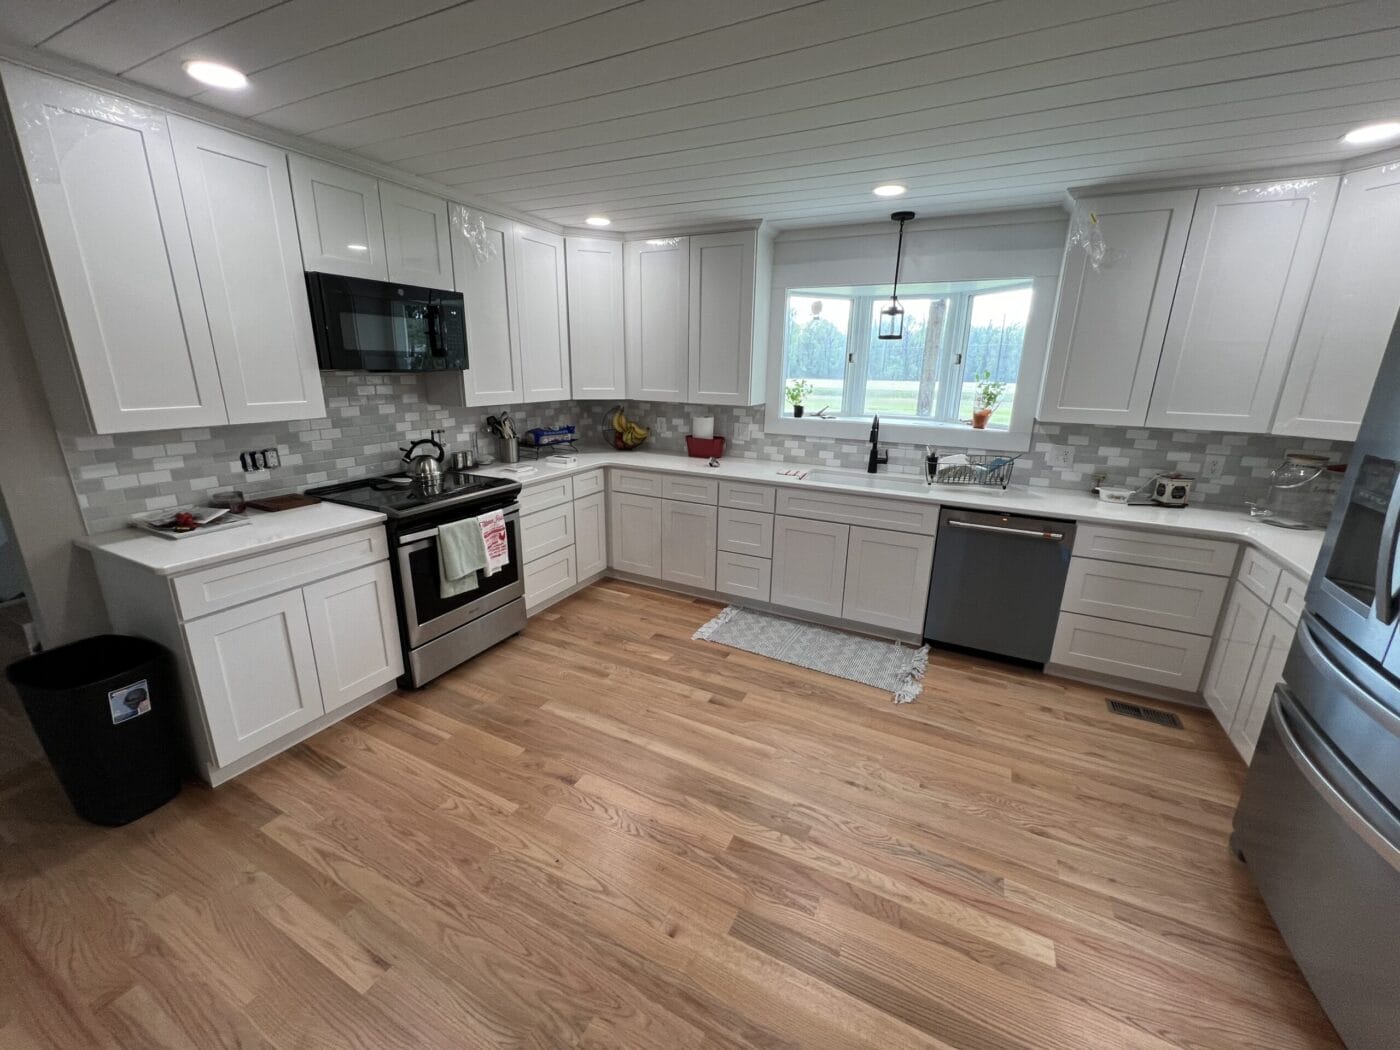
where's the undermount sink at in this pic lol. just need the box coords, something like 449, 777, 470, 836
801, 469, 929, 492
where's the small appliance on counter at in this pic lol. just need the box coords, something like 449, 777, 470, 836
1248, 452, 1343, 529
1151, 472, 1194, 506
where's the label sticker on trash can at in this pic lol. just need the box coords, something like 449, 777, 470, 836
108, 681, 151, 724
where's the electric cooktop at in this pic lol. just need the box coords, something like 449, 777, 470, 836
306, 472, 520, 519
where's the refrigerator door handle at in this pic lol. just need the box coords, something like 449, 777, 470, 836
1377, 491, 1400, 625
1272, 697, 1400, 874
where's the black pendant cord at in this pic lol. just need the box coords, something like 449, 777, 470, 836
890, 215, 907, 307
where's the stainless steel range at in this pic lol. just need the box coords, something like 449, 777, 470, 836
306, 471, 523, 687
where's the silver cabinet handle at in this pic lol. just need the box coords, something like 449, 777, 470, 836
945, 519, 1065, 541
1270, 694, 1400, 874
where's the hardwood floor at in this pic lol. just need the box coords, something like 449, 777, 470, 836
0, 580, 1341, 1048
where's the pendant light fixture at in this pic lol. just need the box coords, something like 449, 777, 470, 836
879, 210, 915, 340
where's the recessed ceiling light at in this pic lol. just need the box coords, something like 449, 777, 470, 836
585, 215, 611, 227
873, 183, 907, 197
183, 59, 248, 90
1343, 121, 1400, 146
345, 244, 369, 252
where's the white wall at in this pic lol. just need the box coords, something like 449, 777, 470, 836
0, 493, 26, 601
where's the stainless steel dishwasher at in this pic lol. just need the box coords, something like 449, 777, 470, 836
923, 507, 1076, 665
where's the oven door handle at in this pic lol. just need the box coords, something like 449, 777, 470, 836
399, 505, 520, 546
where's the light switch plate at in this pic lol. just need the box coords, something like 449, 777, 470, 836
1203, 454, 1226, 479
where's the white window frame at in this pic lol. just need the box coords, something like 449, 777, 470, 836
766, 275, 1057, 451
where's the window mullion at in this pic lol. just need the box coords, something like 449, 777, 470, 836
845, 296, 873, 417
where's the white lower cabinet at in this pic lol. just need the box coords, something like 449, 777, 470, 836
520, 502, 575, 562
524, 546, 578, 610
717, 551, 772, 603
184, 590, 327, 767
1050, 613, 1214, 692
1202, 585, 1269, 734
1230, 610, 1294, 762
610, 491, 663, 577
661, 500, 717, 590
841, 527, 936, 633
574, 492, 608, 579
771, 517, 850, 617
718, 507, 774, 558
302, 562, 403, 713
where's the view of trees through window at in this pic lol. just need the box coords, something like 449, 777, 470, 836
783, 283, 1031, 428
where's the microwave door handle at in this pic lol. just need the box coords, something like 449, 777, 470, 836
427, 303, 445, 358
1376, 488, 1400, 625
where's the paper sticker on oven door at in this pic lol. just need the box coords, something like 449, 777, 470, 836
108, 680, 152, 724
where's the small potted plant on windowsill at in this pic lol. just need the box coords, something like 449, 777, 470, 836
786, 379, 813, 418
971, 370, 1006, 429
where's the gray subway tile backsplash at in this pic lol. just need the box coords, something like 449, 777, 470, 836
59, 372, 1352, 534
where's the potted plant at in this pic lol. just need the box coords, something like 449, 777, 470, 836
785, 379, 813, 418
971, 370, 1006, 429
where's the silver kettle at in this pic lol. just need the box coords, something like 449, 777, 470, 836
400, 437, 444, 484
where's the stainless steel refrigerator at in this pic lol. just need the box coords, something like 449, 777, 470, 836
1233, 312, 1400, 1049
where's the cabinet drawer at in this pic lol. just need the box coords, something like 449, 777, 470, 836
610, 468, 663, 497
1238, 547, 1283, 604
1051, 613, 1213, 692
775, 489, 938, 535
524, 545, 577, 610
661, 475, 719, 505
720, 481, 776, 512
518, 476, 573, 515
718, 507, 773, 558
1060, 558, 1228, 636
1274, 569, 1309, 626
521, 502, 575, 563
716, 551, 771, 603
174, 527, 387, 620
572, 469, 604, 498
1072, 523, 1238, 576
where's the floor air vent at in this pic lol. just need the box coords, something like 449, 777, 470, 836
1106, 699, 1182, 729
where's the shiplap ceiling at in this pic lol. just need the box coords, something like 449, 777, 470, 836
4, 0, 1400, 230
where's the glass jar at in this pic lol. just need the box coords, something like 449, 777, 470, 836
1254, 453, 1333, 528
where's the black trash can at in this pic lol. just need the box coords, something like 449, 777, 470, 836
6, 635, 183, 826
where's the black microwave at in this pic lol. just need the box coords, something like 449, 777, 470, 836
305, 272, 467, 373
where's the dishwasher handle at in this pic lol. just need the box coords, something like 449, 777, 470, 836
945, 518, 1067, 542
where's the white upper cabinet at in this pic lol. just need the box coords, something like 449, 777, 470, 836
513, 225, 571, 402
379, 182, 452, 288
2, 65, 227, 433
1147, 179, 1337, 433
1039, 191, 1196, 426
288, 155, 387, 280
688, 230, 768, 406
1273, 164, 1400, 440
565, 237, 626, 400
169, 118, 325, 425
625, 238, 690, 401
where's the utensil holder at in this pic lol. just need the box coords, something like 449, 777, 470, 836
499, 438, 520, 463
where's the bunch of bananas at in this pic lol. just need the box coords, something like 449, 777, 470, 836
607, 406, 650, 449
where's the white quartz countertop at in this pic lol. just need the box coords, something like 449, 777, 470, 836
480, 449, 1326, 578
77, 502, 387, 576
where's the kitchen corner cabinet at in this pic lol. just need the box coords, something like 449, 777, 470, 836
1, 64, 229, 433
688, 231, 770, 405
565, 237, 626, 400
288, 154, 387, 280
1147, 179, 1337, 432
1039, 190, 1196, 426
1273, 163, 1400, 440
169, 118, 326, 425
1203, 584, 1269, 732
573, 491, 608, 579
514, 225, 572, 402
1229, 609, 1294, 762
624, 238, 690, 400
380, 182, 452, 287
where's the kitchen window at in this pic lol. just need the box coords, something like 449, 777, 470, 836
780, 280, 1034, 433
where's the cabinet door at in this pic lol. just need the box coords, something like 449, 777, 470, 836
524, 545, 578, 611
1202, 585, 1269, 735
574, 492, 608, 579
771, 517, 849, 617
169, 118, 325, 426
1038, 191, 1196, 425
1274, 164, 1400, 440
513, 225, 572, 402
380, 182, 452, 287
689, 231, 756, 405
1230, 609, 1296, 763
303, 563, 403, 713
185, 590, 324, 766
842, 526, 936, 633
609, 491, 662, 577
565, 237, 626, 400
624, 238, 689, 401
1147, 180, 1338, 433
661, 500, 717, 590
288, 154, 387, 279
2, 65, 227, 433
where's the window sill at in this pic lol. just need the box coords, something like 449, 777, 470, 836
764, 413, 1032, 451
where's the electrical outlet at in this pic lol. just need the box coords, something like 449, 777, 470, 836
261, 448, 281, 469
1047, 446, 1075, 469
239, 450, 265, 472
1203, 454, 1226, 479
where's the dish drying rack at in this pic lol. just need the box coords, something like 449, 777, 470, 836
924, 451, 1021, 489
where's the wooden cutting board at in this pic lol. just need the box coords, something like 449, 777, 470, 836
246, 493, 320, 512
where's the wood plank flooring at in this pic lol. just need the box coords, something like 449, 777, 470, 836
0, 580, 1341, 1048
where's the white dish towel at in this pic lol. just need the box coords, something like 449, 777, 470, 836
476, 509, 510, 576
